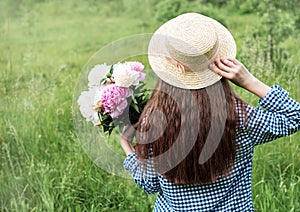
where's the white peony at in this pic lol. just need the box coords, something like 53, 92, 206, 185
112, 63, 140, 87
77, 88, 97, 123
93, 85, 104, 105
88, 64, 111, 88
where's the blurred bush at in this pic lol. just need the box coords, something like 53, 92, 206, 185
154, 0, 227, 26
154, 0, 183, 23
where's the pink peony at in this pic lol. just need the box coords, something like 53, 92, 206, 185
101, 84, 131, 118
125, 61, 146, 83
125, 61, 144, 72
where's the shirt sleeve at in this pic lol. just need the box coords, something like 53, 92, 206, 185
245, 85, 300, 146
123, 153, 161, 194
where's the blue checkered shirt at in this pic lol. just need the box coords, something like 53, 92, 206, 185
124, 85, 300, 211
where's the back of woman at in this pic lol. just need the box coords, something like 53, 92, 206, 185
120, 13, 300, 211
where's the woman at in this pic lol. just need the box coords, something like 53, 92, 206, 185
120, 13, 300, 211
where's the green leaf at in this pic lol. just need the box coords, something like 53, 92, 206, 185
132, 104, 140, 113
100, 78, 107, 85
109, 64, 114, 75
131, 94, 138, 104
135, 93, 144, 98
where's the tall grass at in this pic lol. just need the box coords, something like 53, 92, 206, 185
0, 1, 299, 211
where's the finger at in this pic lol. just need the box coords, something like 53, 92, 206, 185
214, 58, 232, 73
227, 58, 239, 65
209, 63, 232, 79
220, 58, 235, 68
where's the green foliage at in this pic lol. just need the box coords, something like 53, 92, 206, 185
0, 0, 23, 19
129, 81, 152, 123
229, 0, 299, 71
154, 0, 184, 23
229, 0, 300, 16
154, 0, 228, 27
202, 0, 229, 6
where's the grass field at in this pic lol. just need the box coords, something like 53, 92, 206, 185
0, 1, 299, 211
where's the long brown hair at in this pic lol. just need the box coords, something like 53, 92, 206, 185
134, 78, 247, 185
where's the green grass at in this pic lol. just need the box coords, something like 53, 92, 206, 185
0, 1, 299, 211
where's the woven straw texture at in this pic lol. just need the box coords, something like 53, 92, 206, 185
148, 13, 236, 89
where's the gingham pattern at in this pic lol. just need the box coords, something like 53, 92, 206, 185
124, 85, 300, 211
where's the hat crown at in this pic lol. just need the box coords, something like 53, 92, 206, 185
148, 13, 236, 89
165, 14, 219, 66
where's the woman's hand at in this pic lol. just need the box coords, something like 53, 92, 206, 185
120, 136, 135, 156
120, 125, 136, 156
209, 58, 271, 99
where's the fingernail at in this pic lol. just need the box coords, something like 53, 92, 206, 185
208, 64, 213, 69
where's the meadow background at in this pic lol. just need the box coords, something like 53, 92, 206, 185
0, 0, 299, 211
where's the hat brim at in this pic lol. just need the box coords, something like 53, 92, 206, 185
148, 13, 236, 89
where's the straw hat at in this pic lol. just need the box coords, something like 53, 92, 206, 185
148, 13, 236, 89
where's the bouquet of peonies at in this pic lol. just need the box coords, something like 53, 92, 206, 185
77, 61, 151, 134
